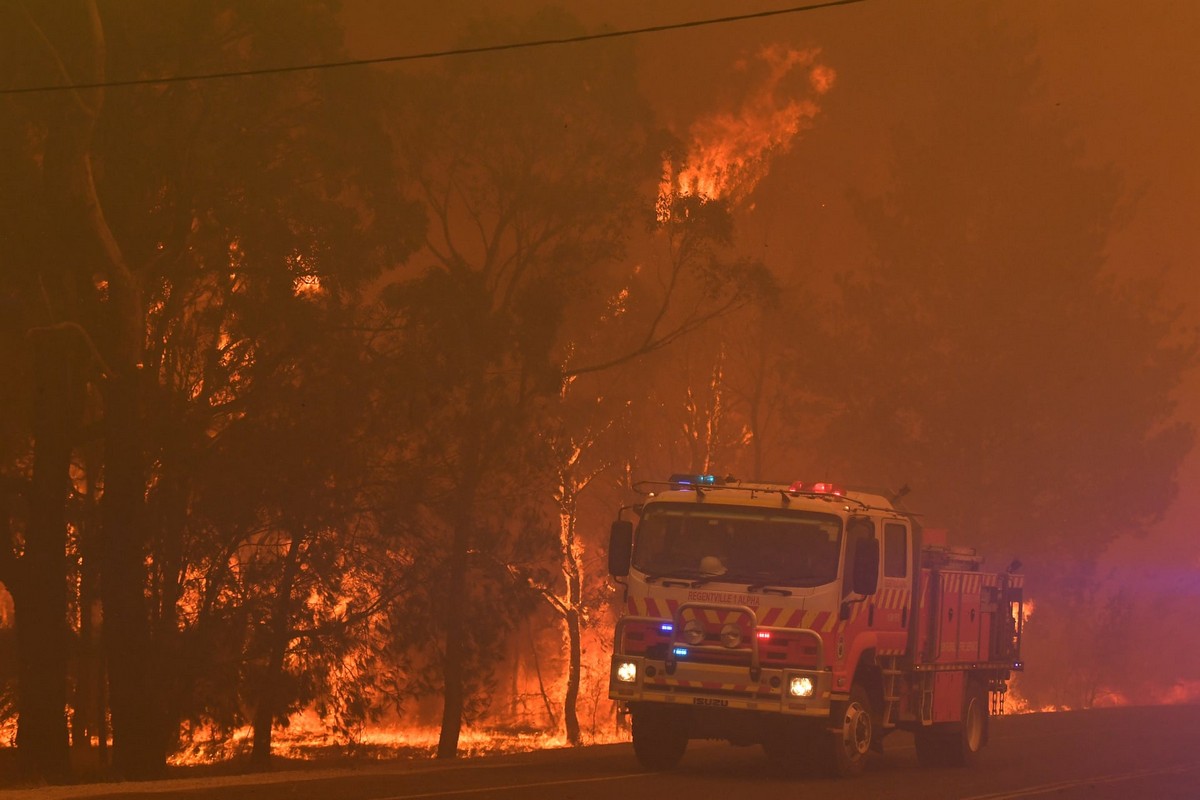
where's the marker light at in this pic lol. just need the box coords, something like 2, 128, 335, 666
660, 623, 674, 633
789, 676, 815, 698
672, 647, 689, 658
756, 631, 772, 641
616, 661, 638, 683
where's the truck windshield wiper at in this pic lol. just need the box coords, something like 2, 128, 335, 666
642, 569, 710, 586
745, 582, 793, 596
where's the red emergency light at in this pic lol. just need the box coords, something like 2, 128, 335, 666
788, 481, 845, 496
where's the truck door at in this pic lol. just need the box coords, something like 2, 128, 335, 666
876, 520, 912, 654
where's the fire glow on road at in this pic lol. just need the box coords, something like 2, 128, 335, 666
371, 772, 646, 800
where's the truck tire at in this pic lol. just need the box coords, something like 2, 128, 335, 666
947, 680, 988, 766
631, 706, 688, 770
914, 680, 989, 767
827, 684, 874, 777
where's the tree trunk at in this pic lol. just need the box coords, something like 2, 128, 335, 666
15, 328, 82, 781
100, 370, 161, 778
560, 489, 583, 746
72, 487, 102, 753
71, 454, 103, 757
563, 608, 582, 746
250, 533, 304, 768
151, 470, 190, 759
436, 519, 469, 759
436, 380, 484, 760
34, 1, 160, 778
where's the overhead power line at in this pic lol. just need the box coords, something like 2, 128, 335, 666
1, 0, 867, 96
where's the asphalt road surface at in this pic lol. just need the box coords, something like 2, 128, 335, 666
9, 704, 1199, 800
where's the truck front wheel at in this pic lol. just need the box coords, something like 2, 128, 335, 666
631, 706, 688, 770
827, 684, 874, 777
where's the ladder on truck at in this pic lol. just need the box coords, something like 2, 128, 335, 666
881, 656, 903, 728
889, 659, 934, 726
919, 672, 934, 724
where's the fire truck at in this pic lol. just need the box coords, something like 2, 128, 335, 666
607, 475, 1024, 777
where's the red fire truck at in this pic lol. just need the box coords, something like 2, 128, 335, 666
607, 475, 1024, 777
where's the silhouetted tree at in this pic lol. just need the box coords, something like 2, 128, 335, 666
811, 11, 1193, 697
1, 0, 419, 776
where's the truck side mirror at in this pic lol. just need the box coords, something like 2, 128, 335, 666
852, 537, 880, 596
608, 520, 634, 577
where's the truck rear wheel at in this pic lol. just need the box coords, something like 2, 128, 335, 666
949, 681, 988, 766
631, 706, 688, 770
827, 684, 874, 777
914, 680, 988, 767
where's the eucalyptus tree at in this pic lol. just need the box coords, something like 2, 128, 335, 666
378, 9, 662, 757
1, 0, 419, 776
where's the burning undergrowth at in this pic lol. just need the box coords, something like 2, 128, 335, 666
169, 711, 625, 766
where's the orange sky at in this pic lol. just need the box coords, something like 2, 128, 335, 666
340, 0, 1200, 560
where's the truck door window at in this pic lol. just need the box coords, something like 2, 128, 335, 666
884, 522, 908, 578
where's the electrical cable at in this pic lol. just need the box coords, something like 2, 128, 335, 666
0, 0, 868, 95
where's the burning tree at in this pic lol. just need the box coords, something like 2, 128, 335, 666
379, 9, 659, 758
377, 8, 798, 755
0, 0, 418, 778
522, 39, 839, 746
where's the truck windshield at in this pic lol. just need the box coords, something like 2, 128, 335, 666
631, 504, 843, 587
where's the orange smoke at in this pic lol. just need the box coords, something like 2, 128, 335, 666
659, 44, 835, 216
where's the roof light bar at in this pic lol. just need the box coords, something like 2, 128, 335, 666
669, 473, 723, 487
788, 480, 845, 496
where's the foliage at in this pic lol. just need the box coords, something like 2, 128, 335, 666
799, 11, 1194, 707
814, 14, 1193, 574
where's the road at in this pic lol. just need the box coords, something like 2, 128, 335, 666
9, 704, 1199, 800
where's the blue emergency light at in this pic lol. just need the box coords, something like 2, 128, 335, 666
669, 473, 722, 487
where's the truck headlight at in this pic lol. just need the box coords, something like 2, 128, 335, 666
682, 619, 705, 645
789, 675, 815, 698
720, 623, 742, 648
616, 660, 638, 683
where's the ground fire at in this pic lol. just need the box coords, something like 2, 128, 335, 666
607, 475, 1025, 777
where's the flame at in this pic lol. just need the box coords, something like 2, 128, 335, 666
169, 708, 628, 766
658, 44, 835, 217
